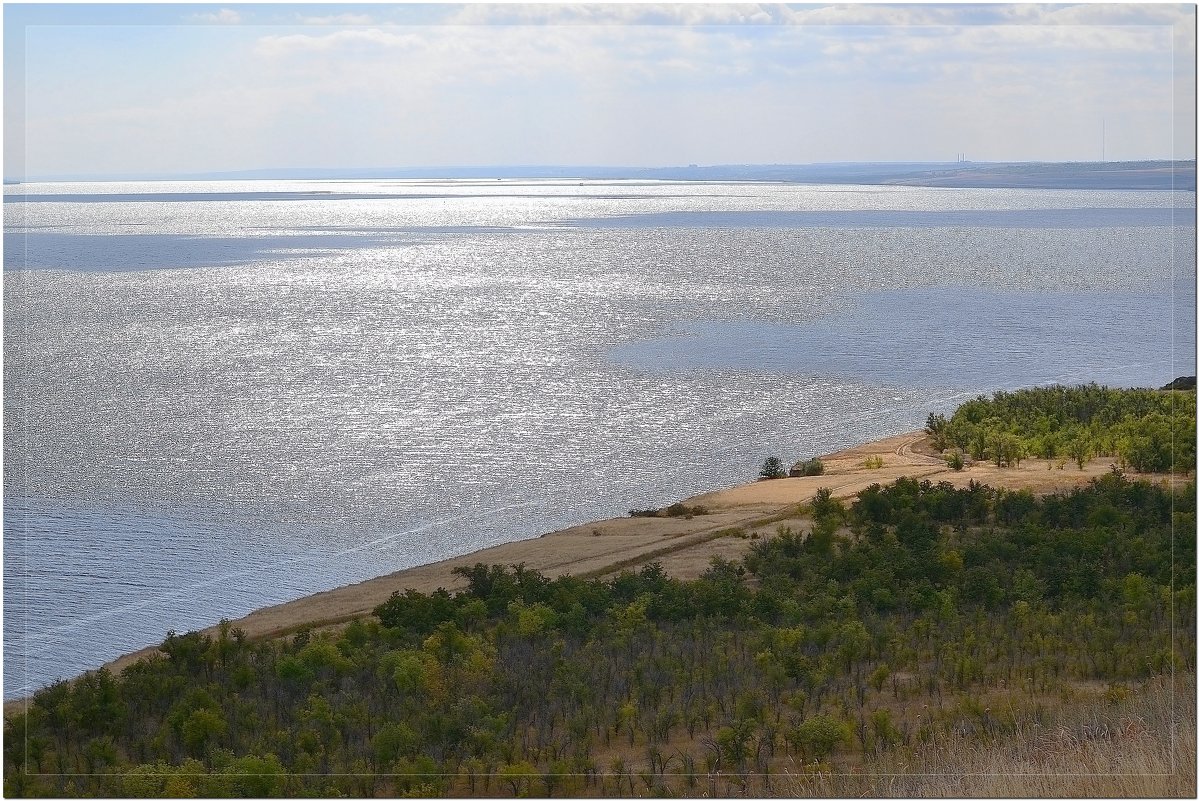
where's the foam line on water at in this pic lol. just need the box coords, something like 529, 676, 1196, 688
21, 500, 540, 651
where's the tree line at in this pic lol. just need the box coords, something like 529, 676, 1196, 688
6, 467, 1192, 797
925, 383, 1195, 472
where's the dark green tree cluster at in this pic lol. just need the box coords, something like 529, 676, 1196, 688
6, 473, 1193, 798
789, 458, 825, 477
628, 503, 709, 519
929, 384, 1196, 472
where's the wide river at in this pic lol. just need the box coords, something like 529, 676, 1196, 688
3, 179, 1195, 698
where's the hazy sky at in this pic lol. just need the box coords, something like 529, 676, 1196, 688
4, 3, 1195, 179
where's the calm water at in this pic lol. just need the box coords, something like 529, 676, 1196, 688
4, 179, 1195, 699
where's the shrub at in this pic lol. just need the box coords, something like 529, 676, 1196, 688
629, 504, 709, 519
791, 458, 825, 477
947, 450, 965, 471
789, 714, 851, 761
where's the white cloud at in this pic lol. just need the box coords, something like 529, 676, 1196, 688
1016, 4, 1190, 27
22, 5, 1194, 174
255, 28, 425, 57
297, 13, 375, 26
775, 5, 968, 26
190, 8, 241, 25
445, 4, 778, 26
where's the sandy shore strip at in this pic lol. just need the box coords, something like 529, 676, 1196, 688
6, 430, 1134, 714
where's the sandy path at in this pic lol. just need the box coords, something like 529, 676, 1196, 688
5, 430, 1156, 714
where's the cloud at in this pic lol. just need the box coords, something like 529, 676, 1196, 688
441, 3, 1187, 29
190, 8, 241, 25
297, 13, 374, 26
1006, 4, 1191, 26
22, 4, 1193, 175
246, 16, 1180, 105
255, 28, 425, 57
251, 23, 774, 94
444, 4, 777, 26
775, 5, 970, 26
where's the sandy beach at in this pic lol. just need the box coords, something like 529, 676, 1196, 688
5, 429, 1142, 715
91, 431, 1131, 677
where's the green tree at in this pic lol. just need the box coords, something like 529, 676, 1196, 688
181, 708, 227, 756
1068, 435, 1092, 469
760, 456, 785, 480
926, 412, 948, 449
498, 761, 537, 796
789, 715, 850, 761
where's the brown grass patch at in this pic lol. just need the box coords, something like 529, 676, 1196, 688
778, 674, 1196, 798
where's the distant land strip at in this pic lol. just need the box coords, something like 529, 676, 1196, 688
10, 159, 1196, 191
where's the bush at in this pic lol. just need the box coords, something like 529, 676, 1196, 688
791, 458, 825, 477
629, 504, 709, 519
666, 503, 708, 518
789, 714, 851, 761
947, 450, 965, 471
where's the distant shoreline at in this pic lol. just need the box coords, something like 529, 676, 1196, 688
11, 159, 1196, 191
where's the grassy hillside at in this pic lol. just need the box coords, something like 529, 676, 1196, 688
5, 470, 1193, 797
5, 384, 1194, 798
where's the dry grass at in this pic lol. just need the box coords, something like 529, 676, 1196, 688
779, 674, 1196, 798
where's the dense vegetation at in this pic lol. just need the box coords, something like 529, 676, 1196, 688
925, 383, 1196, 472
758, 456, 823, 481
6, 470, 1192, 798
628, 503, 709, 519
789, 458, 824, 477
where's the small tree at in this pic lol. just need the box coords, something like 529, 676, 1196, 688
759, 456, 785, 480
810, 487, 841, 521
925, 412, 948, 449
1067, 436, 1091, 470
788, 714, 850, 762
498, 761, 537, 797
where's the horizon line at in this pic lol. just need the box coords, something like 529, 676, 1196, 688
8, 158, 1198, 185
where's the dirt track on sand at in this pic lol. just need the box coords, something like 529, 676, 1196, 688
5, 430, 1155, 715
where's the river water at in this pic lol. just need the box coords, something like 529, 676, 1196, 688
3, 179, 1194, 698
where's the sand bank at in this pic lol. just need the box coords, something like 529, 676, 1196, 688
6, 430, 1135, 714
95, 431, 1127, 674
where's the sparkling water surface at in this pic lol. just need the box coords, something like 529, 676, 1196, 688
4, 180, 1195, 698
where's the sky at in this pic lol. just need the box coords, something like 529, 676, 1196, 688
3, 3, 1196, 179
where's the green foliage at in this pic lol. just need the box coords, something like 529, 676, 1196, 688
939, 384, 1196, 473
375, 588, 458, 633
791, 458, 825, 477
181, 708, 227, 756
629, 503, 709, 518
6, 466, 1192, 799
498, 761, 538, 796
790, 714, 850, 761
809, 487, 844, 522
868, 709, 901, 751
759, 456, 785, 480
373, 722, 419, 768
